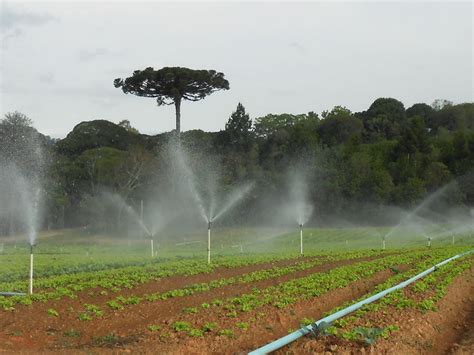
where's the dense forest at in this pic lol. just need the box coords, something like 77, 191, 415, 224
1, 97, 473, 232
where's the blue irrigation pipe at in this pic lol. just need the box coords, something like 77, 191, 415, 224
249, 249, 474, 355
0, 292, 26, 297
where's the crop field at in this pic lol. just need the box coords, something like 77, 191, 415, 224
0, 228, 473, 353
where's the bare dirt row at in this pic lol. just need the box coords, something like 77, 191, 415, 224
117, 267, 401, 354
0, 253, 388, 352
282, 261, 474, 355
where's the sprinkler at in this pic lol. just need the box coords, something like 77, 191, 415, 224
427, 236, 432, 248
29, 243, 34, 295
452, 234, 455, 245
299, 223, 303, 255
207, 220, 212, 264
150, 237, 154, 258
382, 236, 386, 250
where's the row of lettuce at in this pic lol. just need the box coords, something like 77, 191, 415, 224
141, 247, 471, 341
0, 250, 382, 311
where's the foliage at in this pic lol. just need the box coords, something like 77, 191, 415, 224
114, 66, 229, 134
47, 308, 59, 317
3, 98, 474, 232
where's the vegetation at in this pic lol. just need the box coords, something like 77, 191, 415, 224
1, 98, 472, 234
113, 67, 230, 135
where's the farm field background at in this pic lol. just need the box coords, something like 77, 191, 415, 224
0, 227, 472, 353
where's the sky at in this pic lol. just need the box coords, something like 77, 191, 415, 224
0, 0, 472, 138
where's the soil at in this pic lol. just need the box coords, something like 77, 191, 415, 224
282, 260, 474, 355
3, 251, 467, 355
0, 254, 385, 352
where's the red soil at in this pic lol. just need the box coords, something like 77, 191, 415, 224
284, 260, 474, 355
0, 254, 388, 352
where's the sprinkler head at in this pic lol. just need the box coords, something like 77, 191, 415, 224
208, 220, 212, 230
299, 223, 303, 229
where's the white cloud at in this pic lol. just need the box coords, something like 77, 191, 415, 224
0, 2, 57, 41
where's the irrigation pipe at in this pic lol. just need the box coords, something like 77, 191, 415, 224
0, 292, 26, 297
249, 249, 474, 355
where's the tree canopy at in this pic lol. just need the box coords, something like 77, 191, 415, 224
2, 97, 473, 231
114, 67, 229, 135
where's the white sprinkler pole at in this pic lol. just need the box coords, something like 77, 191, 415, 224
151, 238, 154, 257
428, 237, 432, 248
452, 234, 455, 245
207, 221, 211, 264
299, 224, 303, 255
382, 237, 386, 250
29, 244, 34, 295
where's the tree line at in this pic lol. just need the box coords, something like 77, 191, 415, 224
1, 97, 473, 233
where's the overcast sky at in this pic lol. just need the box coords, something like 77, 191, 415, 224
1, 1, 472, 138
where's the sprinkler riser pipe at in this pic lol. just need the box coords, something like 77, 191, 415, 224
150, 239, 154, 257
207, 227, 211, 264
29, 248, 34, 295
382, 239, 386, 250
300, 228, 303, 255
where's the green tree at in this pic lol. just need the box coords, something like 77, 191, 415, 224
225, 103, 252, 145
406, 103, 435, 129
253, 113, 316, 138
366, 98, 406, 121
56, 120, 140, 157
0, 111, 45, 174
393, 177, 426, 206
431, 103, 473, 132
359, 98, 406, 141
114, 67, 230, 135
317, 106, 362, 146
2, 111, 33, 127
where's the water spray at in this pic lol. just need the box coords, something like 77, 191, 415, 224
207, 220, 212, 264
231, 244, 244, 253
29, 243, 34, 295
299, 223, 304, 255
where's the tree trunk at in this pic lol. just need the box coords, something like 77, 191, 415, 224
174, 98, 181, 136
